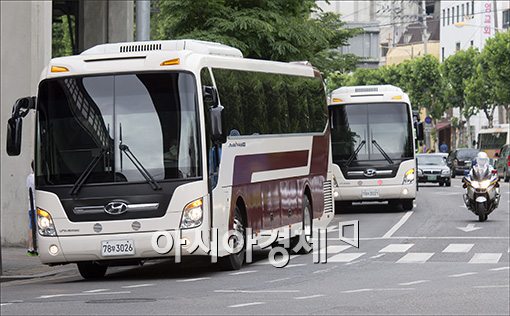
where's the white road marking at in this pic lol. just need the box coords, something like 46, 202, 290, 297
370, 253, 385, 259
216, 290, 299, 293
267, 277, 292, 283
322, 245, 351, 254
396, 253, 434, 263
449, 272, 478, 278
37, 291, 131, 299
176, 277, 211, 283
341, 289, 372, 293
457, 224, 482, 232
294, 294, 325, 300
374, 288, 415, 291
398, 280, 430, 286
228, 302, 265, 308
490, 266, 510, 271
382, 211, 414, 238
122, 283, 154, 289
329, 253, 365, 263
473, 285, 509, 289
442, 243, 474, 253
312, 266, 338, 274
0, 303, 13, 307
229, 270, 258, 276
84, 289, 110, 293
254, 255, 300, 265
379, 243, 414, 253
359, 236, 508, 240
327, 226, 339, 232
285, 263, 307, 268
469, 253, 502, 264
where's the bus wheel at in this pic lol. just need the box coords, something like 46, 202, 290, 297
402, 199, 414, 211
219, 206, 246, 270
77, 261, 107, 280
291, 195, 313, 255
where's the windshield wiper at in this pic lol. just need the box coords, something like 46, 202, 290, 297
70, 149, 106, 196
344, 140, 366, 167
119, 143, 162, 191
371, 140, 394, 165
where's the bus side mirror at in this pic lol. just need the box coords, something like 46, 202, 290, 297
415, 122, 424, 141
210, 105, 226, 144
5, 96, 35, 156
472, 140, 477, 147
6, 117, 23, 156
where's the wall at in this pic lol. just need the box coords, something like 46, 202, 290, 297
1, 1, 52, 246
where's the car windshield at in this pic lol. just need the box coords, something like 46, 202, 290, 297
36, 72, 201, 186
417, 155, 446, 166
457, 149, 479, 160
330, 102, 413, 165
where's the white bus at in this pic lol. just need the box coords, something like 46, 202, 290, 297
6, 40, 334, 279
476, 124, 509, 159
328, 85, 418, 211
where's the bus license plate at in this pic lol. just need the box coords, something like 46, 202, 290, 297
361, 189, 379, 199
101, 240, 135, 257
427, 175, 437, 181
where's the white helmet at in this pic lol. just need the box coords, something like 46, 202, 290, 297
476, 151, 489, 167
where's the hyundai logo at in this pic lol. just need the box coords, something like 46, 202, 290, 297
105, 201, 128, 215
364, 169, 377, 177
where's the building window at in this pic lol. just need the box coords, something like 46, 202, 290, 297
452, 7, 455, 24
470, 40, 474, 47
457, 5, 460, 22
462, 4, 465, 21
443, 9, 445, 26
442, 47, 445, 62
447, 8, 450, 25
456, 42, 461, 51
466, 2, 469, 16
472, 1, 475, 18
503, 9, 510, 29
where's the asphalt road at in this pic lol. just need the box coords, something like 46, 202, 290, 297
1, 178, 509, 315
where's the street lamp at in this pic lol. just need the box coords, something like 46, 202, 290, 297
454, 21, 505, 32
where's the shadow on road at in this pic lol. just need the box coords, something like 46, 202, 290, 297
335, 202, 408, 214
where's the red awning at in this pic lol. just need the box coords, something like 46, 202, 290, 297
435, 121, 451, 131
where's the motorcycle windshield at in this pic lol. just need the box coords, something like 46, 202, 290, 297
471, 166, 490, 181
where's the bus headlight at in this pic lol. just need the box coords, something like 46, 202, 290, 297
180, 198, 203, 229
37, 208, 56, 236
403, 168, 415, 184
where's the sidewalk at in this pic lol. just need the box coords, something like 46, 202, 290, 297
0, 247, 75, 282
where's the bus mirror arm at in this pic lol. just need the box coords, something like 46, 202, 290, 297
6, 96, 36, 156
415, 121, 424, 141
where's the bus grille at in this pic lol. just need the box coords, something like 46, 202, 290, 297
323, 180, 334, 213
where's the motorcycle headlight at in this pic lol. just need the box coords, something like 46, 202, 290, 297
403, 168, 415, 184
180, 198, 203, 229
470, 180, 490, 189
37, 208, 57, 236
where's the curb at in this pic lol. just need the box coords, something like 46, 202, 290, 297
0, 267, 75, 283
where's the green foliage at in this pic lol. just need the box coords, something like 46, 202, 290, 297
52, 16, 74, 57
152, 0, 359, 76
482, 31, 510, 106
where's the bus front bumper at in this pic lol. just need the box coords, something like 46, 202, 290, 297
333, 183, 416, 202
37, 229, 210, 265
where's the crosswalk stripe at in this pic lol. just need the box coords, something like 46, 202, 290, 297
379, 244, 414, 253
328, 253, 365, 263
322, 245, 351, 254
442, 243, 474, 253
396, 253, 434, 263
469, 253, 502, 264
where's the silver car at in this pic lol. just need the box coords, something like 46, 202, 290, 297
417, 153, 451, 187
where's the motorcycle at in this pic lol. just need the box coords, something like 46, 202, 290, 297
462, 163, 500, 222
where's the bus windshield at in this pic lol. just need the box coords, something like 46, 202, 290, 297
330, 102, 413, 164
478, 132, 508, 150
36, 72, 201, 186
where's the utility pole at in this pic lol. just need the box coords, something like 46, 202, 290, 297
421, 0, 428, 55
136, 0, 151, 41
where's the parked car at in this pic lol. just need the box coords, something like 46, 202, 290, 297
495, 144, 510, 182
417, 153, 451, 186
447, 148, 480, 178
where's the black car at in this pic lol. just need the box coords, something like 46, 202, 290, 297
447, 148, 479, 178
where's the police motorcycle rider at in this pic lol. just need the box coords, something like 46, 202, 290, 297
462, 152, 501, 222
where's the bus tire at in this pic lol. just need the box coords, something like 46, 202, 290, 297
291, 195, 313, 255
77, 261, 107, 280
219, 206, 246, 271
